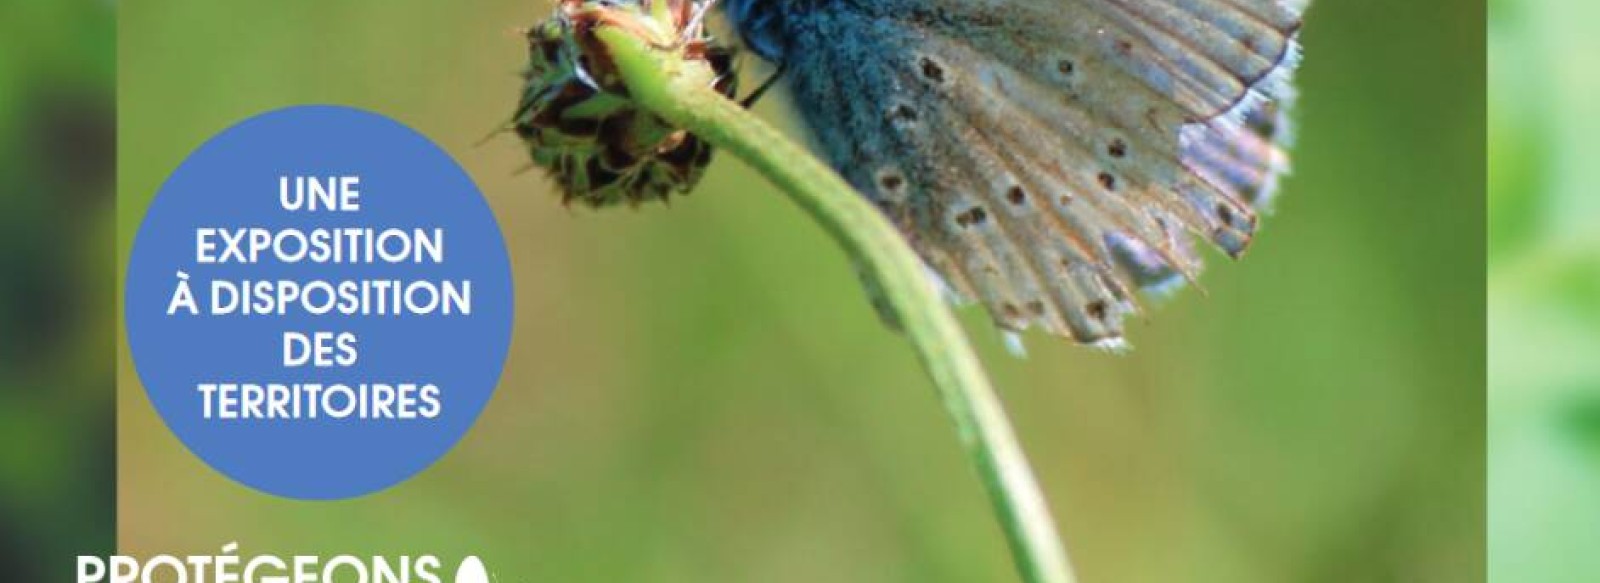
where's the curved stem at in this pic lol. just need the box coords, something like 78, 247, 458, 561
596, 27, 1077, 583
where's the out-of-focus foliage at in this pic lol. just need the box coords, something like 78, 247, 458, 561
0, 0, 116, 579
1490, 1, 1600, 582
119, 1, 1483, 582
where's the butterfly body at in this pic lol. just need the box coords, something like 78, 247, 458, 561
722, 0, 1306, 345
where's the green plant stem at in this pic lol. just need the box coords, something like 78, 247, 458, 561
596, 26, 1077, 583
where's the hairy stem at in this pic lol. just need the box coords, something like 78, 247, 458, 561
595, 26, 1077, 583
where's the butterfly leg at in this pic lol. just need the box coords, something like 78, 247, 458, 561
739, 61, 787, 108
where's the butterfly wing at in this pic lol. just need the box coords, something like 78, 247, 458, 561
763, 0, 1304, 345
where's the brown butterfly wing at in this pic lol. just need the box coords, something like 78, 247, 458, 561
776, 0, 1306, 345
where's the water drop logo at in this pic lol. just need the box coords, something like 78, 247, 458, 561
454, 556, 490, 583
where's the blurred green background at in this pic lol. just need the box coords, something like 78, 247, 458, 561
1490, 1, 1600, 582
0, 1, 115, 580
119, 1, 1484, 582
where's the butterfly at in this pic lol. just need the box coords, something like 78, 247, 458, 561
718, 0, 1308, 348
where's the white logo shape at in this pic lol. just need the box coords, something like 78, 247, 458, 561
454, 556, 490, 583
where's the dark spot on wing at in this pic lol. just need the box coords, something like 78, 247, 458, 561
878, 170, 906, 193
1097, 172, 1117, 191
919, 57, 946, 84
955, 206, 989, 228
1108, 139, 1127, 158
1086, 300, 1109, 322
1006, 185, 1027, 205
888, 104, 919, 126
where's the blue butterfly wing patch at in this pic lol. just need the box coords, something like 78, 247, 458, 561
725, 0, 1306, 346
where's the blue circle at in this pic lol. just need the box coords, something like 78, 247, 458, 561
126, 105, 513, 500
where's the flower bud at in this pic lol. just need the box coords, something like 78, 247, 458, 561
515, 0, 738, 207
